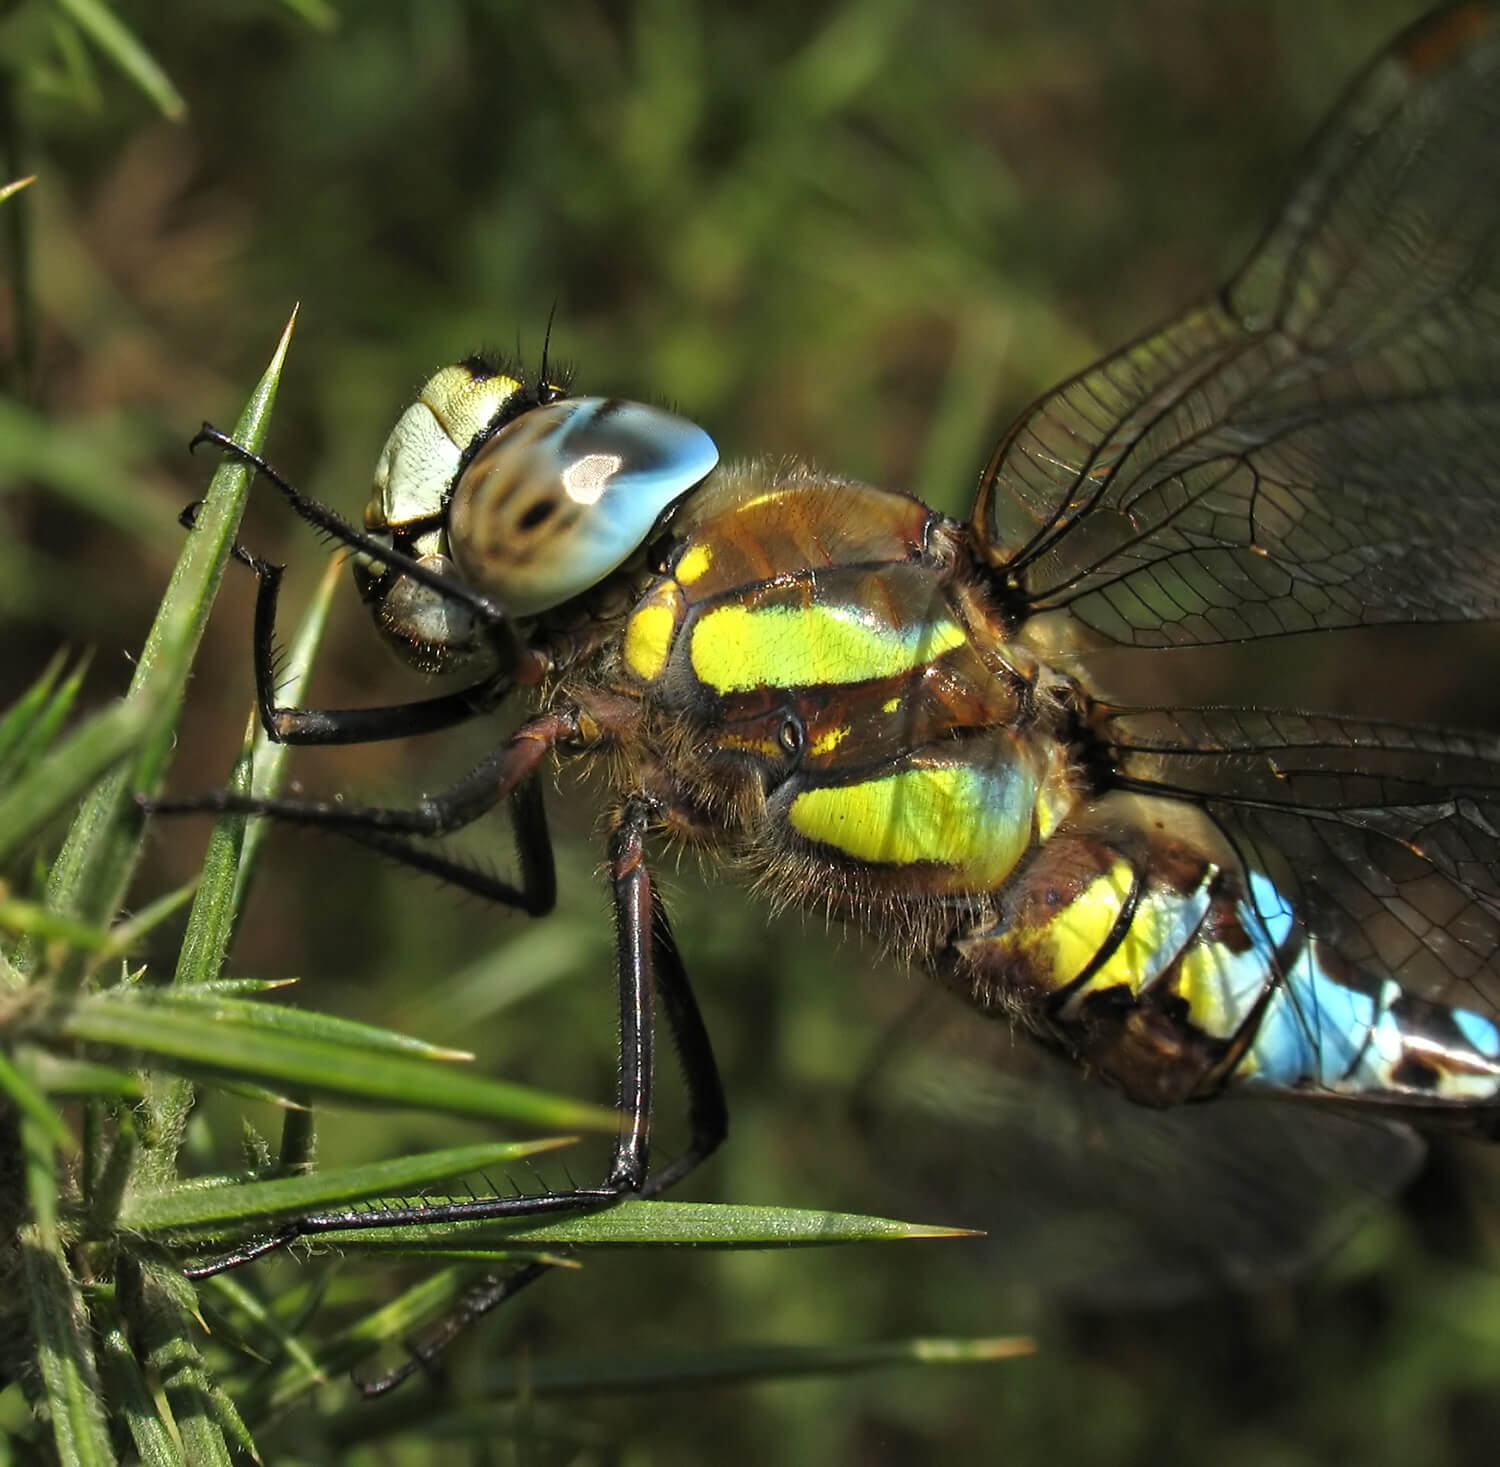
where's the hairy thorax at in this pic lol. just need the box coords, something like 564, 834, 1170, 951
550, 460, 1086, 957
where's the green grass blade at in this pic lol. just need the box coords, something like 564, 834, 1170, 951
97, 1311, 187, 1467
0, 696, 151, 870
20, 1116, 115, 1465
49, 988, 617, 1131
122, 1138, 574, 1234
0, 652, 90, 788
148, 477, 341, 1184
30, 1052, 144, 1100
98, 986, 475, 1060
199, 1271, 328, 1391
0, 894, 110, 951
53, 0, 187, 119
311, 1198, 975, 1256
141, 748, 255, 1189
473, 1334, 1035, 1397
118, 1258, 233, 1467
0, 649, 68, 776
0, 1047, 74, 1151
168, 747, 252, 994
43, 312, 295, 977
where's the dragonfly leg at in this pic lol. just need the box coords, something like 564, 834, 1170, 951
183, 795, 724, 1328
254, 550, 514, 745
191, 423, 531, 682
355, 815, 727, 1396
143, 708, 577, 913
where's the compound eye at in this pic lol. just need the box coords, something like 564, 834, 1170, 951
447, 398, 719, 616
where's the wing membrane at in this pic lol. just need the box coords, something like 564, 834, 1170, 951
852, 988, 1424, 1303
1106, 705, 1500, 1014
975, 4, 1500, 649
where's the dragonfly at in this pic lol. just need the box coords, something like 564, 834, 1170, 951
152, 0, 1500, 1382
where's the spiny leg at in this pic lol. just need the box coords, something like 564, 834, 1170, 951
248, 549, 513, 746
181, 792, 723, 1275
191, 424, 524, 671
144, 708, 576, 910
181, 451, 520, 747
355, 800, 728, 1396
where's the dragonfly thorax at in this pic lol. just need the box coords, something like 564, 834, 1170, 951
555, 459, 1085, 954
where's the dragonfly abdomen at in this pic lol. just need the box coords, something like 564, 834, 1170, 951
949, 789, 1500, 1118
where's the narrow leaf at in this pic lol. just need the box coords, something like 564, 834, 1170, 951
470, 1334, 1036, 1397
0, 697, 150, 869
0, 1047, 74, 1151
312, 1199, 977, 1254
51, 989, 616, 1131
20, 1116, 115, 1466
45, 313, 295, 979
123, 1138, 574, 1233
54, 0, 187, 119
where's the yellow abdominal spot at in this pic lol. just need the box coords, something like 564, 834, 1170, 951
1175, 942, 1259, 1041
675, 544, 713, 584
691, 604, 967, 693
882, 697, 901, 714
1046, 861, 1135, 988
990, 860, 1133, 993
1066, 877, 1208, 1005
789, 763, 1035, 890
623, 601, 678, 682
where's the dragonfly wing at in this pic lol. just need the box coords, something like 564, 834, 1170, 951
853, 987, 1425, 1304
1108, 706, 1500, 1022
975, 4, 1500, 649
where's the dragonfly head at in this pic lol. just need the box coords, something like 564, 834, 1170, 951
355, 361, 719, 675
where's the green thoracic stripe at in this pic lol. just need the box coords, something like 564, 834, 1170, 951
690, 603, 967, 693
788, 759, 1037, 889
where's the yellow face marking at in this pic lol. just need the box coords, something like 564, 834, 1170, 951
623, 598, 678, 683
675, 544, 713, 584
809, 725, 848, 757
881, 697, 901, 715
788, 762, 1036, 890
690, 604, 967, 694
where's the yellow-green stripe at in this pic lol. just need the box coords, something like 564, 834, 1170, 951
690, 604, 966, 693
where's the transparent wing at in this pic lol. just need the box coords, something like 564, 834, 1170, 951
852, 987, 1425, 1304
1107, 706, 1500, 1018
975, 4, 1500, 648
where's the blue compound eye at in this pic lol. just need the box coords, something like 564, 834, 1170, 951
446, 398, 719, 616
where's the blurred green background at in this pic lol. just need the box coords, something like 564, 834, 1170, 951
8, 0, 1500, 1462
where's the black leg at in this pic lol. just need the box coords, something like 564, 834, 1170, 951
185, 455, 518, 746
249, 554, 514, 746
144, 709, 576, 906
191, 423, 533, 682
180, 792, 683, 1273
355, 819, 728, 1397
338, 774, 556, 915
